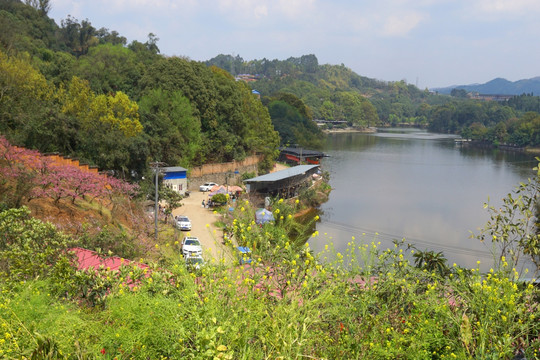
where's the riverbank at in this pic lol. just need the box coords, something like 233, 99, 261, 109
525, 147, 540, 154
323, 127, 376, 134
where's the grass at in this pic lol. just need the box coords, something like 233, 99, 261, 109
76, 198, 113, 223
1, 202, 540, 359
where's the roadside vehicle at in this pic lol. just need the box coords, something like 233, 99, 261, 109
181, 236, 203, 257
176, 215, 192, 231
236, 246, 252, 264
185, 255, 205, 271
199, 182, 218, 192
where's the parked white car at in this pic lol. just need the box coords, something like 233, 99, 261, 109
176, 215, 192, 231
181, 236, 202, 257
199, 182, 218, 192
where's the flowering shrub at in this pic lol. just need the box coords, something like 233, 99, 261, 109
0, 136, 139, 207
0, 201, 539, 358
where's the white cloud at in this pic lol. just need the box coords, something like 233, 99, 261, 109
215, 0, 314, 20
382, 11, 427, 37
474, 0, 540, 14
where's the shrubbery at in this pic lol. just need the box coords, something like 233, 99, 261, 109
0, 200, 539, 359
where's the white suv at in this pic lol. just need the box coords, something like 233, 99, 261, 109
199, 182, 218, 192
181, 236, 203, 257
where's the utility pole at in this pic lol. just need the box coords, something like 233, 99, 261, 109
150, 161, 167, 242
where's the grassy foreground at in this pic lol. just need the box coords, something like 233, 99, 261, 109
1, 203, 539, 359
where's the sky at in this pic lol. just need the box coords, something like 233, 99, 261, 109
48, 0, 540, 89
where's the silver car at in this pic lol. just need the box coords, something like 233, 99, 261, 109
176, 215, 192, 231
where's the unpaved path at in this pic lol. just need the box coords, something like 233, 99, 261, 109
172, 164, 288, 262
172, 190, 234, 263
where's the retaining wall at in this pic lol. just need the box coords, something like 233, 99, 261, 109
188, 155, 262, 190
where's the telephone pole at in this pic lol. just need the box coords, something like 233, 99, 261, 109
150, 161, 167, 242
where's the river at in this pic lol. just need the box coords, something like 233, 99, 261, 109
312, 128, 538, 271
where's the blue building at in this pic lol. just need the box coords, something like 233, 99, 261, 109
163, 166, 188, 195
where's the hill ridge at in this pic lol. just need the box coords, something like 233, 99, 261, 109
433, 76, 540, 95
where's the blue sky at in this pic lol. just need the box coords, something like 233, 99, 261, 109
48, 0, 540, 89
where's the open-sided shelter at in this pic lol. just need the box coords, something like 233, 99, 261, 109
243, 165, 320, 198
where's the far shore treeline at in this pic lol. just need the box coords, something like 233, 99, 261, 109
3, 0, 540, 181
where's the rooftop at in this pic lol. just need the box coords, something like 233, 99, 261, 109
244, 165, 319, 183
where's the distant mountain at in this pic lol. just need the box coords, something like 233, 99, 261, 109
433, 77, 540, 95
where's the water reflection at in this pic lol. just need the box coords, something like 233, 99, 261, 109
312, 130, 537, 272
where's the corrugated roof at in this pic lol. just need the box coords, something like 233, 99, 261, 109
279, 147, 325, 157
163, 166, 187, 172
244, 165, 319, 183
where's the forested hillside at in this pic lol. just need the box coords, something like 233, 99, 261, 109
207, 54, 540, 148
4, 0, 540, 181
0, 0, 279, 179
206, 53, 448, 128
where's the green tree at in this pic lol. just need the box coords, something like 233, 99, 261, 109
59, 76, 144, 174
268, 100, 323, 149
24, 0, 51, 15
238, 81, 279, 171
138, 88, 202, 167
73, 43, 144, 97
274, 92, 313, 120
58, 16, 98, 57
0, 50, 56, 148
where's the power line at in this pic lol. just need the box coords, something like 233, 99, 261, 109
319, 219, 495, 260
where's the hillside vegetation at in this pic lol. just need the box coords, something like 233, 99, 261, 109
1, 2, 540, 358
0, 0, 279, 178
207, 54, 540, 148
1, 176, 540, 358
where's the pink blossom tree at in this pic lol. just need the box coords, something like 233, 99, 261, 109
0, 136, 139, 206
0, 137, 49, 207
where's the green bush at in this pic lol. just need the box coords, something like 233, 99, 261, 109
0, 207, 74, 281
241, 171, 256, 181
76, 225, 145, 260
1, 202, 540, 359
211, 193, 227, 205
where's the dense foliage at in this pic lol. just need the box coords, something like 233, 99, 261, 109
207, 54, 540, 149
0, 2, 279, 179
207, 54, 444, 128
1, 198, 539, 359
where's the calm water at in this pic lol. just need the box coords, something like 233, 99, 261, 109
312, 129, 538, 271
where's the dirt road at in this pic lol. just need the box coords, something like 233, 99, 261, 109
171, 164, 288, 262
172, 190, 234, 263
